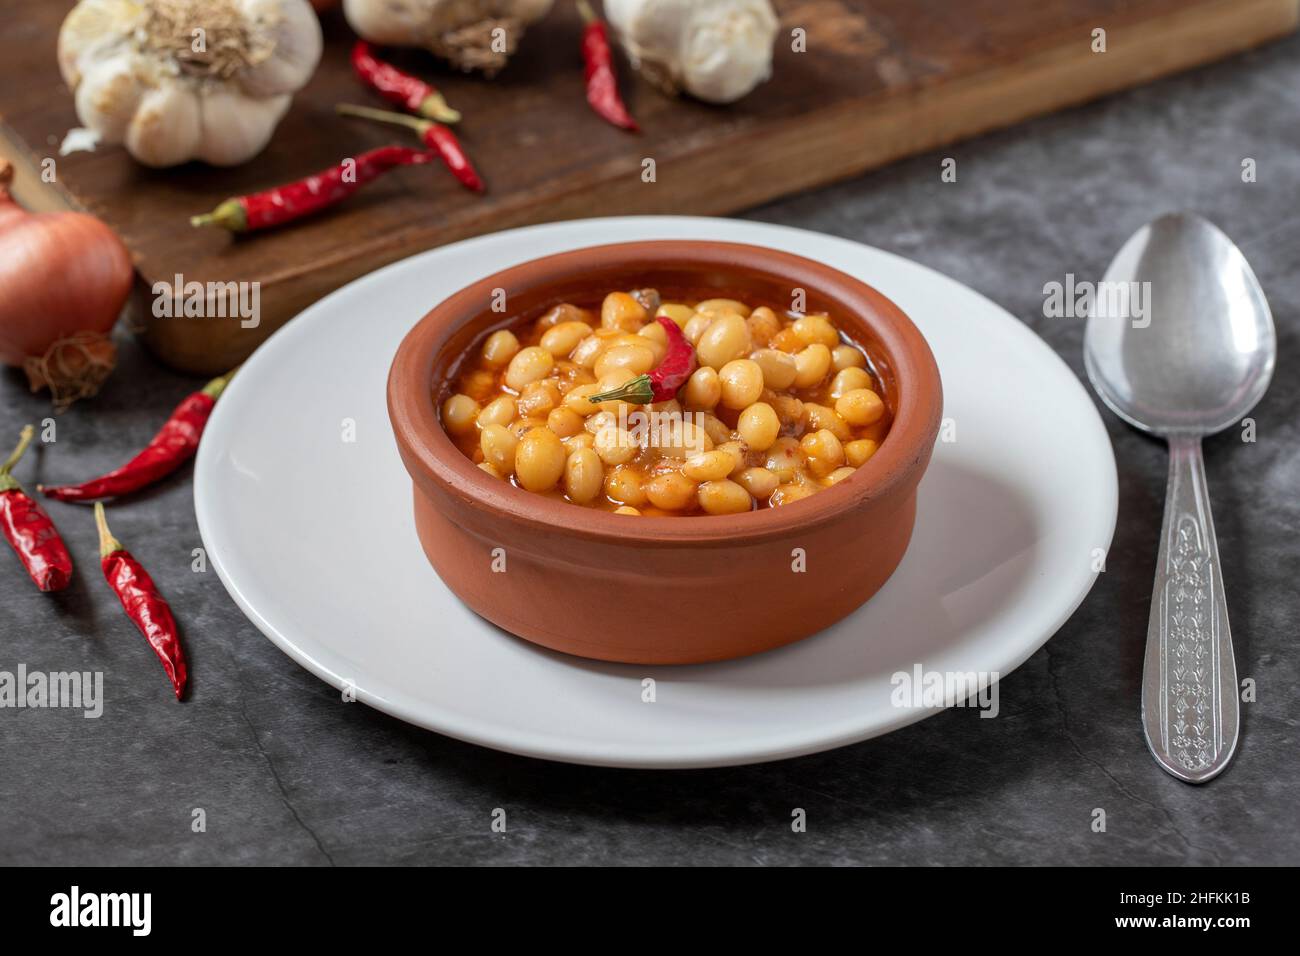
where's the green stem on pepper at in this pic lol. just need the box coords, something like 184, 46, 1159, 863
588, 315, 696, 405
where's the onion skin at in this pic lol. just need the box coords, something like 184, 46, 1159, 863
0, 190, 25, 231
0, 161, 132, 405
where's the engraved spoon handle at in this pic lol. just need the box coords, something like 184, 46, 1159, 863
1142, 435, 1239, 783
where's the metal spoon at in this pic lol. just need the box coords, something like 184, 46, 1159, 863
1084, 213, 1275, 784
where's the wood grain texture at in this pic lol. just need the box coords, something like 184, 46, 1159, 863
1, 0, 1296, 373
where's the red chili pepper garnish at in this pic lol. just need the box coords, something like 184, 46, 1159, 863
577, 0, 638, 132
95, 503, 187, 701
41, 370, 236, 503
0, 425, 73, 592
351, 40, 461, 124
336, 103, 485, 193
588, 316, 695, 404
190, 145, 440, 232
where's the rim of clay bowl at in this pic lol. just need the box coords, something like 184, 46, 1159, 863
388, 241, 943, 545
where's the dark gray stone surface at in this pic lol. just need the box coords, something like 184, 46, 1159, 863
2, 36, 1297, 867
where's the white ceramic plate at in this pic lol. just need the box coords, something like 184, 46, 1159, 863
195, 217, 1117, 769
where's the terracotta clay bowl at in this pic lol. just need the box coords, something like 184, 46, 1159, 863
388, 241, 943, 665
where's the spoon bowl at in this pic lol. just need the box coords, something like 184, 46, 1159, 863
1084, 212, 1275, 784
1085, 213, 1275, 436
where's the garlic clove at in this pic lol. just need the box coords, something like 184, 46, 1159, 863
605, 0, 677, 58
605, 0, 681, 84
237, 0, 323, 97
195, 90, 290, 166
680, 2, 777, 104
342, 0, 431, 47
125, 84, 202, 168
73, 54, 146, 145
57, 0, 140, 88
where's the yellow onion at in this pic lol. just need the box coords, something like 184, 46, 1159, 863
0, 160, 132, 409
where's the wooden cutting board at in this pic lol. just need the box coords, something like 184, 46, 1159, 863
2, 0, 1296, 374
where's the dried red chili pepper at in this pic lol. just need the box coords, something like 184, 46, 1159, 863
41, 370, 236, 503
588, 316, 695, 404
336, 103, 485, 193
577, 0, 638, 132
190, 145, 440, 232
95, 503, 187, 700
351, 40, 461, 124
0, 425, 73, 592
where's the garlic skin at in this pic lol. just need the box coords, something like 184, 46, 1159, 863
58, 0, 321, 168
605, 0, 777, 104
343, 0, 553, 74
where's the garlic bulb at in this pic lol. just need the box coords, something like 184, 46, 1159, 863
605, 0, 777, 104
58, 0, 322, 167
343, 0, 553, 75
